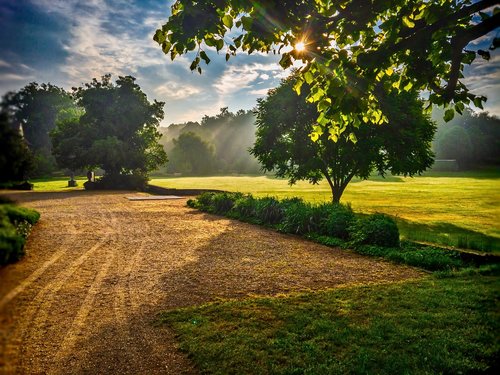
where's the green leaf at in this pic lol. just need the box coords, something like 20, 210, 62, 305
279, 53, 292, 68
473, 97, 484, 109
215, 39, 224, 51
200, 50, 210, 65
348, 132, 358, 143
293, 79, 303, 95
304, 71, 314, 84
403, 81, 413, 91
222, 14, 233, 29
190, 57, 200, 71
310, 131, 320, 142
241, 16, 252, 30
444, 108, 455, 122
402, 16, 415, 28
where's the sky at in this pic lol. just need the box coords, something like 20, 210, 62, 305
0, 0, 499, 126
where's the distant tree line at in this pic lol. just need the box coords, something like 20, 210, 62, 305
158, 107, 261, 176
432, 108, 499, 169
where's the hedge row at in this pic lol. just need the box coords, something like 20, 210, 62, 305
0, 203, 40, 265
187, 192, 466, 271
188, 192, 400, 247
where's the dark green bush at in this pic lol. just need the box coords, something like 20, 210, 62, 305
349, 213, 400, 247
212, 192, 240, 214
318, 203, 355, 239
255, 197, 283, 225
279, 201, 319, 234
230, 195, 257, 220
0, 205, 41, 225
84, 172, 148, 191
194, 192, 216, 210
355, 242, 464, 271
0, 204, 40, 265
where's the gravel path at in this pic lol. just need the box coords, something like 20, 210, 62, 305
0, 191, 424, 374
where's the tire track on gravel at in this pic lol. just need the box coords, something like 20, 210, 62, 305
14, 195, 117, 372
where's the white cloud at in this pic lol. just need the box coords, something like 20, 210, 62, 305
213, 62, 282, 95
0, 73, 33, 81
0, 60, 11, 68
259, 73, 270, 80
155, 82, 201, 100
248, 88, 271, 96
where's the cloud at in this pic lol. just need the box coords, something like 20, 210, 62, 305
0, 60, 11, 68
248, 88, 272, 96
213, 62, 282, 95
155, 82, 202, 100
0, 73, 34, 81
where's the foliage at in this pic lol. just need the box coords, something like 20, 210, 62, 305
349, 213, 400, 248
318, 203, 355, 239
155, 0, 498, 140
159, 108, 260, 175
168, 132, 217, 175
151, 173, 500, 253
161, 274, 500, 374
251, 76, 436, 202
0, 203, 40, 265
0, 82, 76, 176
51, 75, 168, 188
0, 112, 34, 183
432, 109, 500, 168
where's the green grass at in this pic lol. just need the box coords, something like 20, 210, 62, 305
160, 272, 500, 375
151, 172, 500, 252
30, 177, 86, 191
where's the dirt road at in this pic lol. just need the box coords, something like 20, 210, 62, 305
0, 191, 424, 374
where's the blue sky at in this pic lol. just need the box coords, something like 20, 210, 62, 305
0, 0, 498, 125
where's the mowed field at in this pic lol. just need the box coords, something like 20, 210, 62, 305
32, 171, 500, 251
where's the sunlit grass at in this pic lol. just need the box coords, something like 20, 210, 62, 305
151, 172, 500, 251
161, 271, 500, 375
31, 177, 85, 191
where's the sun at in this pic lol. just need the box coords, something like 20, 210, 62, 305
294, 41, 306, 52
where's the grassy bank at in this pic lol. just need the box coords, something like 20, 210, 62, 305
151, 173, 500, 252
161, 271, 499, 375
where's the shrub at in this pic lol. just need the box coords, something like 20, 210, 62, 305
0, 205, 41, 225
230, 195, 257, 220
84, 172, 148, 191
318, 203, 355, 239
194, 192, 216, 210
279, 201, 319, 234
255, 197, 284, 225
349, 213, 400, 247
0, 204, 40, 265
212, 192, 240, 214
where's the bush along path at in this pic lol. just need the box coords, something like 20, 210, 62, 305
0, 197, 40, 265
187, 192, 498, 272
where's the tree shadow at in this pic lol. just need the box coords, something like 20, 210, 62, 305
397, 219, 500, 253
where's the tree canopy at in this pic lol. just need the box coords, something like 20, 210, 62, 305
0, 82, 75, 176
51, 75, 167, 187
251, 76, 436, 202
155, 0, 498, 140
0, 112, 33, 183
168, 132, 217, 175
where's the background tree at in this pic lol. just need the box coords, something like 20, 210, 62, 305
155, 0, 497, 142
432, 109, 500, 169
159, 108, 260, 175
167, 132, 217, 175
0, 113, 33, 183
51, 75, 167, 188
251, 76, 436, 203
1, 83, 75, 177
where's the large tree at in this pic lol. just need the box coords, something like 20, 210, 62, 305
51, 75, 167, 187
155, 0, 498, 141
1, 83, 75, 176
0, 113, 33, 183
251, 76, 435, 202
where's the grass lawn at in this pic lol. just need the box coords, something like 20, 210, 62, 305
31, 177, 86, 191
161, 270, 500, 375
151, 172, 500, 252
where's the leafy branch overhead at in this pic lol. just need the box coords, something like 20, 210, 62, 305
154, 0, 499, 139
